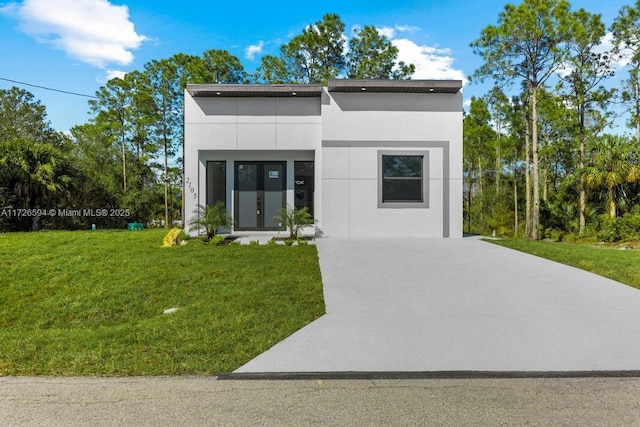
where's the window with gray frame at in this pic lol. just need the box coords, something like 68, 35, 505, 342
378, 151, 429, 208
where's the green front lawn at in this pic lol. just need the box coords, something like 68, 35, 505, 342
486, 238, 640, 290
0, 229, 325, 375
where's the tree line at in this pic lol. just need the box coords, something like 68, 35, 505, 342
0, 14, 410, 232
467, 0, 640, 241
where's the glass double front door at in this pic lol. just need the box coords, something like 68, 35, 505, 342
235, 161, 286, 230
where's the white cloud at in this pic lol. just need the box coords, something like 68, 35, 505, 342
245, 41, 264, 61
3, 0, 147, 67
555, 64, 574, 78
105, 69, 126, 81
392, 38, 467, 82
377, 26, 395, 39
376, 25, 421, 39
395, 25, 420, 34
595, 32, 631, 69
341, 32, 349, 56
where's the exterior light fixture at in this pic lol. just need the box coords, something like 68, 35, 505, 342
361, 87, 366, 91
292, 92, 297, 96
428, 88, 435, 92
216, 92, 221, 95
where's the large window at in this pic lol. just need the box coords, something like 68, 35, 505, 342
378, 151, 429, 208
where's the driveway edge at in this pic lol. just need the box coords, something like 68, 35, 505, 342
219, 370, 640, 380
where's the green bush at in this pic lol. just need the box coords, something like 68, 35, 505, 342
275, 206, 314, 239
544, 228, 566, 242
596, 214, 640, 242
189, 202, 233, 242
209, 234, 227, 246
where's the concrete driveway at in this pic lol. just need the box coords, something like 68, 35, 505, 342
235, 237, 640, 374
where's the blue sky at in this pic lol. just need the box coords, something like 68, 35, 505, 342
0, 0, 633, 133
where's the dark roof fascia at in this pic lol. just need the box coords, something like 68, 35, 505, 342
186, 84, 323, 98
327, 79, 463, 94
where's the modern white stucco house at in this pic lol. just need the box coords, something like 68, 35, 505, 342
183, 79, 462, 238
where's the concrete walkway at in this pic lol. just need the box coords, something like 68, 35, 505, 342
235, 237, 640, 373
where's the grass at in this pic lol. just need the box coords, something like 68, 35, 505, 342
486, 238, 640, 290
0, 229, 325, 375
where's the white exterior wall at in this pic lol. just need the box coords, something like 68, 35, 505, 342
183, 85, 462, 238
183, 94, 321, 233
320, 91, 463, 238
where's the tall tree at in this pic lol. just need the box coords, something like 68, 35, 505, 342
346, 25, 414, 79
191, 49, 247, 84
90, 75, 136, 193
70, 122, 123, 206
144, 58, 192, 228
0, 87, 61, 145
559, 8, 615, 234
483, 87, 511, 194
536, 88, 574, 204
612, 0, 640, 143
506, 94, 528, 236
471, 0, 574, 239
255, 55, 290, 84
257, 14, 346, 84
463, 97, 496, 234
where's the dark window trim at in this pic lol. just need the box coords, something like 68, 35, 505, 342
206, 160, 226, 207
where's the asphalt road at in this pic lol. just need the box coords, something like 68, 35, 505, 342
2, 376, 640, 426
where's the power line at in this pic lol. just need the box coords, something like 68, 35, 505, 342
0, 77, 98, 99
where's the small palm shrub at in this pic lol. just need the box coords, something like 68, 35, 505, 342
275, 206, 314, 239
189, 202, 233, 243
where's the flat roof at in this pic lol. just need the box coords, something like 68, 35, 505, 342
187, 80, 462, 97
327, 79, 462, 94
186, 84, 323, 97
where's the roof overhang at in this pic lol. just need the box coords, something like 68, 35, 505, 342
187, 84, 323, 98
187, 80, 462, 98
327, 79, 462, 94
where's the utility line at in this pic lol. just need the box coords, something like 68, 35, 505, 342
0, 77, 98, 99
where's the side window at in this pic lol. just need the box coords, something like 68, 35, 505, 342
378, 151, 429, 208
206, 161, 226, 207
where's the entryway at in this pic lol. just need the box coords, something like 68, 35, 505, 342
234, 161, 286, 230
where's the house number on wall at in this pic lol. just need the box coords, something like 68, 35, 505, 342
185, 177, 197, 200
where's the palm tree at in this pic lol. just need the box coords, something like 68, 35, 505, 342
583, 135, 640, 218
276, 206, 314, 239
0, 138, 72, 230
189, 202, 233, 242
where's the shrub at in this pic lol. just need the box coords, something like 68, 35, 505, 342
544, 228, 565, 242
596, 213, 640, 242
209, 234, 227, 246
275, 206, 314, 239
189, 202, 233, 242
